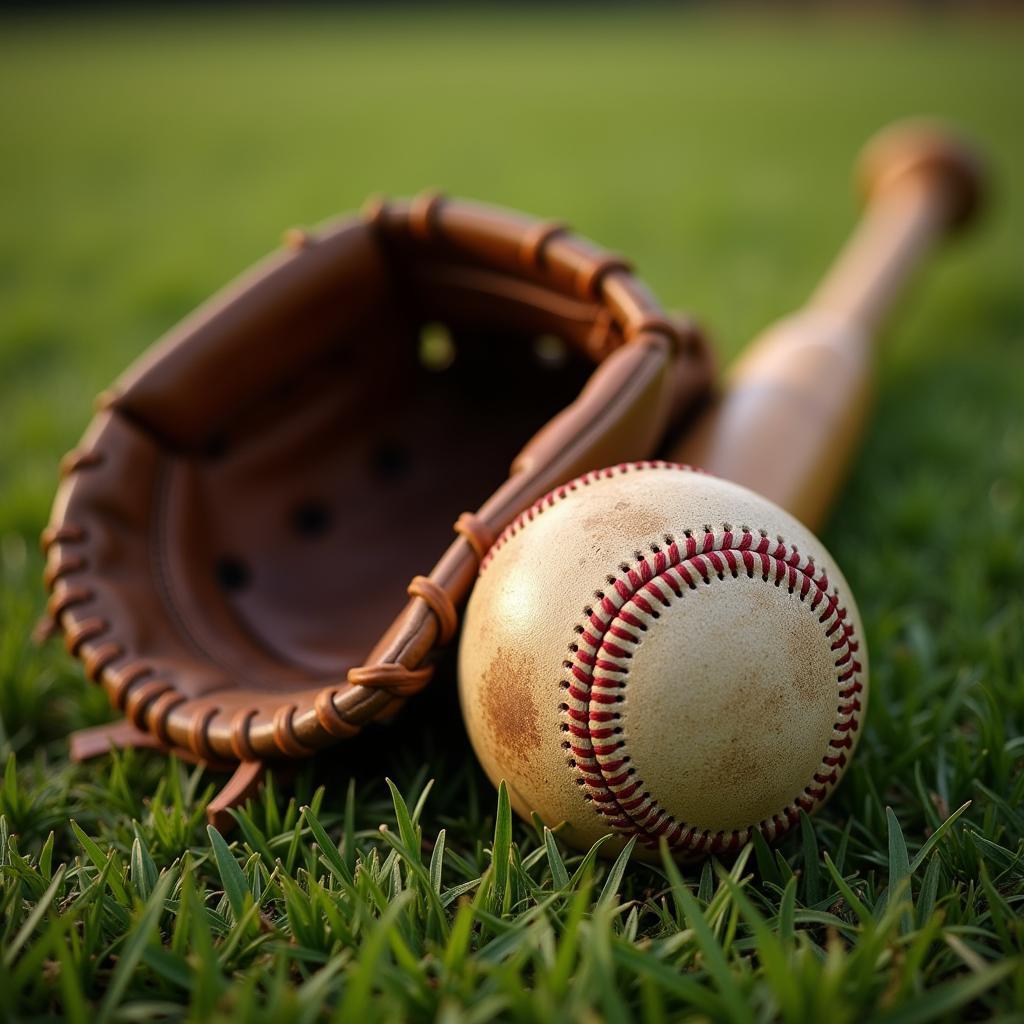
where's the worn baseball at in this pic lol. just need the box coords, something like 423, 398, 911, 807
458, 462, 867, 858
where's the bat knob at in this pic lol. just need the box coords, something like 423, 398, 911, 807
856, 118, 986, 232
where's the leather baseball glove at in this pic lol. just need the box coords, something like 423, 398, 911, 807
39, 193, 712, 826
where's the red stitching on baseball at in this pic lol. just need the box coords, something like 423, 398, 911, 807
479, 462, 705, 573
483, 462, 864, 856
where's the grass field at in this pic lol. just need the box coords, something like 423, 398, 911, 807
1, 8, 1022, 1021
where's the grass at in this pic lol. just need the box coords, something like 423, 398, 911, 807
1, 7, 1022, 1021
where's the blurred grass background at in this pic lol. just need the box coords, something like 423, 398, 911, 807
0, 8, 1022, 1017
1, 8, 1021, 544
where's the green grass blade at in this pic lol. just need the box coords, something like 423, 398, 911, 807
207, 825, 250, 924
875, 959, 1020, 1024
611, 940, 722, 1015
441, 877, 483, 908
566, 835, 614, 890
548, 871, 592, 995
3, 863, 65, 968
666, 848, 753, 1024
751, 827, 781, 887
343, 778, 357, 875
385, 777, 421, 861
410, 778, 435, 824
885, 807, 914, 935
442, 899, 475, 975
335, 892, 413, 1022
543, 827, 570, 890
822, 851, 871, 924
229, 805, 275, 868
302, 804, 353, 886
38, 831, 54, 881
908, 801, 971, 874
916, 853, 942, 928
96, 871, 174, 1024
799, 811, 821, 905
69, 820, 128, 903
697, 859, 714, 905
130, 825, 158, 901
52, 918, 89, 1024
429, 828, 446, 895
778, 876, 797, 945
491, 781, 513, 916
717, 872, 800, 1019
597, 837, 636, 909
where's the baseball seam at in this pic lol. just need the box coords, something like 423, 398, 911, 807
479, 461, 700, 574
480, 461, 864, 855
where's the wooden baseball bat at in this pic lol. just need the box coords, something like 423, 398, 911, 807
671, 120, 985, 532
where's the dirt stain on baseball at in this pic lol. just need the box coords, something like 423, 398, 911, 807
582, 500, 667, 545
482, 647, 542, 760
718, 736, 762, 785
787, 619, 826, 704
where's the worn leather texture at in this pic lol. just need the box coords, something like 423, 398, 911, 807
458, 463, 868, 859
42, 195, 712, 767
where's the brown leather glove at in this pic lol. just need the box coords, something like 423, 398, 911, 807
39, 193, 712, 826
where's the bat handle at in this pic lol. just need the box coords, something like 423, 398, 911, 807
672, 121, 985, 532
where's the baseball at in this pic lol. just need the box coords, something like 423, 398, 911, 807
458, 461, 868, 858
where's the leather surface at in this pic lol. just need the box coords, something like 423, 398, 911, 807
458, 463, 868, 859
42, 195, 713, 764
